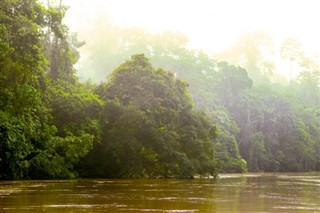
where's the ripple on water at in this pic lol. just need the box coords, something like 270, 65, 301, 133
274, 206, 320, 211
51, 189, 71, 192
259, 193, 283, 199
123, 208, 163, 212
121, 208, 199, 212
158, 197, 179, 201
0, 189, 22, 196
219, 173, 265, 179
43, 203, 128, 209
186, 197, 207, 201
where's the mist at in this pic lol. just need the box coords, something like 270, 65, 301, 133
58, 0, 320, 174
1, 0, 319, 183
62, 0, 319, 83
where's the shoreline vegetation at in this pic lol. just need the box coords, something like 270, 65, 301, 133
0, 0, 319, 180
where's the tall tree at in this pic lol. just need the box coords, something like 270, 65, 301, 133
0, 0, 52, 179
0, 0, 102, 179
80, 54, 218, 178
215, 31, 275, 82
280, 38, 304, 80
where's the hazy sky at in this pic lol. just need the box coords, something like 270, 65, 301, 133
64, 0, 320, 55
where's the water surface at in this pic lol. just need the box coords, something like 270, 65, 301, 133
0, 173, 319, 212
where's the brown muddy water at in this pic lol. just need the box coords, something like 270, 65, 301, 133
0, 173, 319, 212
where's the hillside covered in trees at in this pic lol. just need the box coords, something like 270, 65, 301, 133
0, 0, 319, 180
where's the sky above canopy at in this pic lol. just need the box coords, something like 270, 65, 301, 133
64, 0, 319, 56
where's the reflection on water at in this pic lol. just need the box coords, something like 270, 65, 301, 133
0, 173, 319, 212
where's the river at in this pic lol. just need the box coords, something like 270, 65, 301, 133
0, 173, 319, 212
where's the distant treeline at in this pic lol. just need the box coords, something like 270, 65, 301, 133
0, 0, 319, 180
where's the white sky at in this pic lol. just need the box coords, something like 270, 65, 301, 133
64, 0, 320, 55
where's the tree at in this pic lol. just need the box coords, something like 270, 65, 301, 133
215, 31, 275, 82
37, 1, 103, 178
295, 60, 320, 107
211, 109, 247, 173
80, 54, 218, 178
0, 0, 102, 179
280, 38, 304, 80
0, 0, 53, 179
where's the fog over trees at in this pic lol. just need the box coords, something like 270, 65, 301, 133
0, 0, 319, 179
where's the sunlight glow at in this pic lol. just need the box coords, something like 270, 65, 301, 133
65, 0, 319, 53
64, 0, 320, 79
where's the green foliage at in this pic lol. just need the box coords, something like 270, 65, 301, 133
221, 80, 320, 172
0, 110, 45, 179
0, 0, 52, 179
47, 79, 103, 138
75, 23, 250, 173
80, 54, 218, 178
0, 0, 102, 179
210, 109, 247, 173
28, 134, 93, 179
1, 0, 319, 180
215, 31, 274, 82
